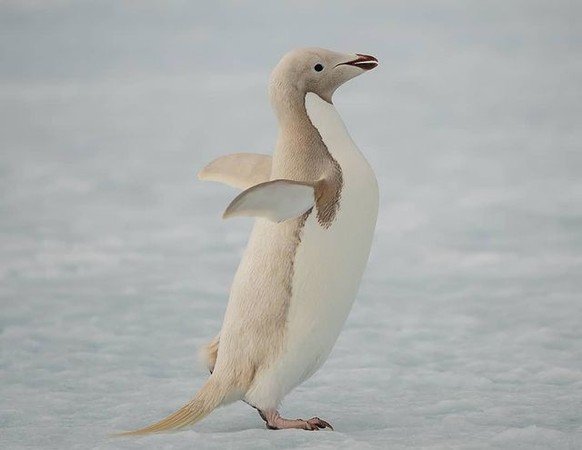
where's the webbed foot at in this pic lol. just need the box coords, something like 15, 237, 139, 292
259, 409, 333, 431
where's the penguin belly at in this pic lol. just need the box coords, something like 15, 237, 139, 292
244, 93, 379, 409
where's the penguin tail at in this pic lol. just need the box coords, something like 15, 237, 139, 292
114, 375, 234, 436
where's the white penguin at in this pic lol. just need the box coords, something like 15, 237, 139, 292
120, 47, 379, 433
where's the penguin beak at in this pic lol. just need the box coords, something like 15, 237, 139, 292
338, 54, 378, 71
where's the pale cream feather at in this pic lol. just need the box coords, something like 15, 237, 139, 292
223, 179, 315, 222
198, 153, 272, 189
115, 376, 236, 436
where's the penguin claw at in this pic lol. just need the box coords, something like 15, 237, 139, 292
306, 417, 333, 431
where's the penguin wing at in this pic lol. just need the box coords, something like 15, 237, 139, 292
223, 179, 315, 222
198, 153, 272, 189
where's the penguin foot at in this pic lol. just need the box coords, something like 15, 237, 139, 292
259, 409, 333, 431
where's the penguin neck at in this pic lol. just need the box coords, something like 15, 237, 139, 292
303, 92, 360, 165
272, 91, 360, 170
271, 88, 324, 162
272, 90, 345, 142
270, 91, 341, 187
271, 86, 315, 127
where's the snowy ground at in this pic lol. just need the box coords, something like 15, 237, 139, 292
1, 1, 582, 449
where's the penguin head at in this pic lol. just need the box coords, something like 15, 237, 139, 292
269, 48, 378, 106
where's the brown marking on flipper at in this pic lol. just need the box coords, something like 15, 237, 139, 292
314, 175, 343, 229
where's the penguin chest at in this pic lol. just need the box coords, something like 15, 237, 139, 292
278, 93, 379, 388
285, 176, 377, 380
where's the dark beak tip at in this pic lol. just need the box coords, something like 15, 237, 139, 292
338, 53, 379, 71
356, 53, 379, 63
345, 53, 379, 71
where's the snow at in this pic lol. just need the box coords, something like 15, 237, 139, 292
1, 1, 582, 449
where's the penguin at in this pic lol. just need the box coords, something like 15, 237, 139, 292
119, 48, 379, 434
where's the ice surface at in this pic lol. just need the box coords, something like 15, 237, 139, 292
1, 1, 581, 449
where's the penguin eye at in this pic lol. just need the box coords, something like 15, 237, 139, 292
314, 63, 324, 72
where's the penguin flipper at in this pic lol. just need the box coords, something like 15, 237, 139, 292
223, 179, 315, 222
198, 153, 272, 189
